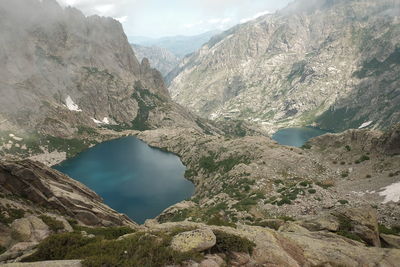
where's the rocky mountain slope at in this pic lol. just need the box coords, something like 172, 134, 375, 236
169, 0, 400, 133
0, 0, 222, 162
131, 44, 180, 76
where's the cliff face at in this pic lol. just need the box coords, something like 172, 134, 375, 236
0, 0, 195, 138
168, 0, 400, 133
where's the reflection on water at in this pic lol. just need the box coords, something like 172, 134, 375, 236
54, 137, 194, 224
272, 127, 330, 147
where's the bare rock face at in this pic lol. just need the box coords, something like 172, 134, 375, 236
0, 159, 135, 227
171, 228, 216, 253
333, 206, 381, 247
168, 0, 400, 132
381, 234, 400, 249
0, 0, 198, 137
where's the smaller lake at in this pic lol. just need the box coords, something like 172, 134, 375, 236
272, 127, 330, 147
54, 137, 194, 224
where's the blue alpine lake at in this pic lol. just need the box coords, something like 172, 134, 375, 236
272, 127, 330, 147
54, 136, 194, 224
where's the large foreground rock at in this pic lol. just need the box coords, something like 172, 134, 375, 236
11, 216, 49, 243
171, 228, 216, 253
149, 221, 400, 266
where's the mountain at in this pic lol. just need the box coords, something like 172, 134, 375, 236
0, 0, 222, 162
129, 30, 220, 57
168, 0, 400, 133
131, 44, 180, 76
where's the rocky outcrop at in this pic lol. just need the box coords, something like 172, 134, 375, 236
0, 159, 135, 227
171, 228, 216, 253
145, 220, 400, 266
381, 234, 400, 249
169, 0, 400, 133
132, 44, 181, 76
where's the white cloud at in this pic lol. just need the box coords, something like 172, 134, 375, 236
115, 16, 128, 23
55, 0, 291, 37
240, 10, 270, 23
94, 4, 115, 15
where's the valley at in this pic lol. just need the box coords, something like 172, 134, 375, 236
0, 0, 399, 266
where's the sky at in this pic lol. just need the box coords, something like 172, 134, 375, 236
57, 0, 294, 38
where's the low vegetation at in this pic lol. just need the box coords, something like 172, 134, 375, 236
0, 207, 25, 225
39, 215, 65, 232
211, 230, 255, 255
22, 230, 203, 267
379, 224, 400, 236
336, 215, 363, 242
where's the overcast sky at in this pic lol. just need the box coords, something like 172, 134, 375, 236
57, 0, 294, 38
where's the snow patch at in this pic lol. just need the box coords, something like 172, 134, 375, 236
91, 117, 110, 125
9, 133, 23, 141
379, 181, 400, 203
359, 121, 373, 129
65, 96, 82, 112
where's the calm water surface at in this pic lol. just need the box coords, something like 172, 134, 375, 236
54, 137, 194, 224
272, 127, 330, 147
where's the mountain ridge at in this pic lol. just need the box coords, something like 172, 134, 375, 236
168, 0, 400, 133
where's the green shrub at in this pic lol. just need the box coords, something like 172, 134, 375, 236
341, 171, 349, 178
211, 230, 255, 254
40, 215, 65, 232
301, 143, 312, 149
184, 169, 198, 178
338, 200, 349, 205
207, 215, 236, 228
345, 145, 352, 152
355, 155, 370, 164
378, 224, 400, 236
277, 197, 292, 206
22, 233, 95, 262
308, 189, 317, 194
234, 199, 258, 211
73, 226, 135, 240
278, 216, 295, 222
0, 246, 6, 255
299, 181, 310, 187
336, 215, 363, 242
0, 208, 25, 225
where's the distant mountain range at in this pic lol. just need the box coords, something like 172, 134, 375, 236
129, 30, 220, 57
131, 44, 181, 77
